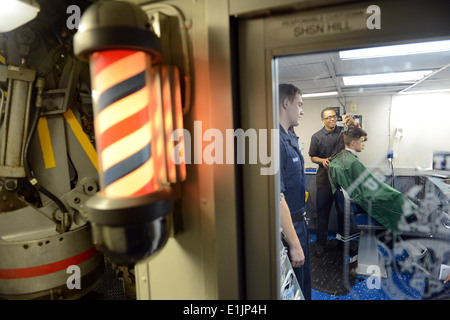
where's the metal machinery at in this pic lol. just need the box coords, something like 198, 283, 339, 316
0, 0, 103, 299
0, 0, 188, 299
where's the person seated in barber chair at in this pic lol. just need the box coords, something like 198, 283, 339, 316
327, 127, 417, 235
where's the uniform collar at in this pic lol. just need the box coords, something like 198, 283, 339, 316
280, 124, 288, 136
321, 126, 336, 135
345, 148, 358, 156
280, 124, 298, 139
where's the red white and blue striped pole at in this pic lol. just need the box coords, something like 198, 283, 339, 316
90, 49, 157, 197
74, 1, 172, 265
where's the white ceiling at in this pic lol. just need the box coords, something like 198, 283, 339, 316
277, 48, 450, 100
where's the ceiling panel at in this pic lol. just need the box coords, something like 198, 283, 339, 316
277, 43, 450, 99
278, 63, 330, 81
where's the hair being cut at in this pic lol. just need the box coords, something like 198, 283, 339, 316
342, 127, 367, 146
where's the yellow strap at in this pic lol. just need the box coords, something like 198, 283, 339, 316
37, 117, 56, 169
63, 109, 98, 171
0, 51, 5, 65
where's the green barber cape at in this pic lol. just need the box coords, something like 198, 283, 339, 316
328, 149, 417, 234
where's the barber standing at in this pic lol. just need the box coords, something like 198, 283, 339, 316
309, 108, 359, 258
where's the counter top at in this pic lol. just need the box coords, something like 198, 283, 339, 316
425, 176, 450, 199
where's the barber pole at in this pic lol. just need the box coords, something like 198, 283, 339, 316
90, 49, 157, 197
74, 1, 174, 265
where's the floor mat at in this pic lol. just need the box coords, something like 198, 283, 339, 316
310, 239, 359, 296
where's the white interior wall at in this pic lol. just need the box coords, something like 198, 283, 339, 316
389, 92, 450, 170
294, 92, 450, 175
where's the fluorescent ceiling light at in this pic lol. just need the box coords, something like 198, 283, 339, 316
302, 91, 338, 98
398, 88, 450, 95
339, 40, 450, 60
343, 70, 433, 86
0, 0, 40, 33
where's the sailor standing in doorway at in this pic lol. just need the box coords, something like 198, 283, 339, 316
279, 83, 311, 300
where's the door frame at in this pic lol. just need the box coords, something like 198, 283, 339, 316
235, 0, 450, 299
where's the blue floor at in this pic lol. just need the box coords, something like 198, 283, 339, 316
309, 233, 428, 300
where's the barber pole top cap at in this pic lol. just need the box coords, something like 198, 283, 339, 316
73, 1, 161, 63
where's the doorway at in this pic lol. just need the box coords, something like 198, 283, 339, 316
235, 0, 450, 299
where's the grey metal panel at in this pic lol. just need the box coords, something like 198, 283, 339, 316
230, 0, 358, 17
238, 17, 280, 300
206, 0, 242, 300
